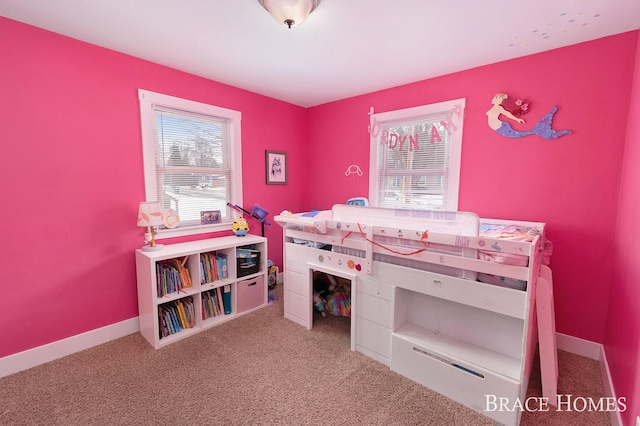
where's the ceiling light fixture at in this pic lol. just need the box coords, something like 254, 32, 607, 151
258, 0, 320, 29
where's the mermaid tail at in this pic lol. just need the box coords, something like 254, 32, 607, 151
496, 106, 572, 139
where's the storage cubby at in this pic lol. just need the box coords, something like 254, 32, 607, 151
136, 235, 267, 349
158, 296, 196, 339
236, 245, 261, 278
392, 288, 524, 380
200, 249, 232, 285
155, 255, 194, 297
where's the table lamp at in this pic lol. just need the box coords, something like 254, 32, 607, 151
137, 201, 164, 251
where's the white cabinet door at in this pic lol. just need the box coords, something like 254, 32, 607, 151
284, 270, 312, 330
354, 278, 393, 365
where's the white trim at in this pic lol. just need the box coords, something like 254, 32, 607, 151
556, 332, 623, 426
368, 98, 465, 210
155, 222, 233, 240
556, 332, 602, 360
600, 346, 624, 426
138, 89, 243, 202
0, 318, 139, 379
137, 89, 243, 238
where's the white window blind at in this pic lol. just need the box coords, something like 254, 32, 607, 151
153, 107, 232, 226
139, 89, 242, 237
369, 99, 465, 211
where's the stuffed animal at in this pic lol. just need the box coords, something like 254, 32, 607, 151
313, 292, 327, 317
312, 272, 352, 317
232, 217, 249, 236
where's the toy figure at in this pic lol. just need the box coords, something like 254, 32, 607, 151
232, 217, 249, 236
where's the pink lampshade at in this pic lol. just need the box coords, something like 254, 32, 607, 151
137, 201, 164, 227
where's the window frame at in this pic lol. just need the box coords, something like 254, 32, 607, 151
138, 89, 243, 239
368, 98, 465, 211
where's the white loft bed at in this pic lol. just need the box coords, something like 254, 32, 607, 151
275, 204, 551, 426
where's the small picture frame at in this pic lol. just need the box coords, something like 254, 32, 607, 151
266, 150, 287, 185
200, 210, 222, 225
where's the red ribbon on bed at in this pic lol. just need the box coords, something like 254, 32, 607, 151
340, 223, 430, 256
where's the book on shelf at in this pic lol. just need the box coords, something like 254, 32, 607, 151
159, 310, 169, 338
156, 257, 193, 297
222, 285, 232, 315
203, 290, 224, 320
200, 252, 216, 284
212, 291, 219, 317
162, 305, 179, 335
176, 300, 188, 328
217, 253, 228, 280
184, 297, 195, 327
212, 289, 220, 317
217, 286, 225, 315
200, 252, 229, 284
158, 296, 195, 338
204, 292, 210, 319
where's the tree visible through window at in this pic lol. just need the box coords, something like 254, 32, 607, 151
369, 99, 465, 211
139, 90, 242, 236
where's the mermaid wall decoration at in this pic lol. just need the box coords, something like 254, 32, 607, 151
486, 93, 572, 139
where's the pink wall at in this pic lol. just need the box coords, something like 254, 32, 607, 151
307, 32, 637, 345
606, 36, 640, 426
0, 17, 306, 358
2, 15, 638, 421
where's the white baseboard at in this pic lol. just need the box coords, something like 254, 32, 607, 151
0, 317, 139, 379
599, 343, 624, 426
556, 332, 602, 359
556, 333, 623, 426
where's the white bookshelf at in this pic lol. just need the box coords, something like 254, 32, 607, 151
135, 235, 267, 349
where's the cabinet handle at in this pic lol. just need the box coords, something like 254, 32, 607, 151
412, 347, 485, 379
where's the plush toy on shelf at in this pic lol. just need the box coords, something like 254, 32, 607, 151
232, 217, 249, 237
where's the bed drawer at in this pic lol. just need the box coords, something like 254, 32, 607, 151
391, 334, 521, 426
358, 278, 393, 300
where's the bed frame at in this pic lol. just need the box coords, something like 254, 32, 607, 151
275, 204, 548, 426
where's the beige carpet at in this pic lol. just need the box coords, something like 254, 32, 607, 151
0, 285, 610, 425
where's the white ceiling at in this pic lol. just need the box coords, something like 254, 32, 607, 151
2, 0, 640, 107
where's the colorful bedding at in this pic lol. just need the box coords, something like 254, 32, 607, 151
477, 222, 553, 290
478, 222, 552, 266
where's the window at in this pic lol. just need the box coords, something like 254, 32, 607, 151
368, 99, 465, 211
139, 89, 242, 238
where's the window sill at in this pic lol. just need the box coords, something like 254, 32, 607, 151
155, 223, 232, 240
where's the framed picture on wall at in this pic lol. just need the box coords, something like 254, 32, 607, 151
265, 150, 287, 185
